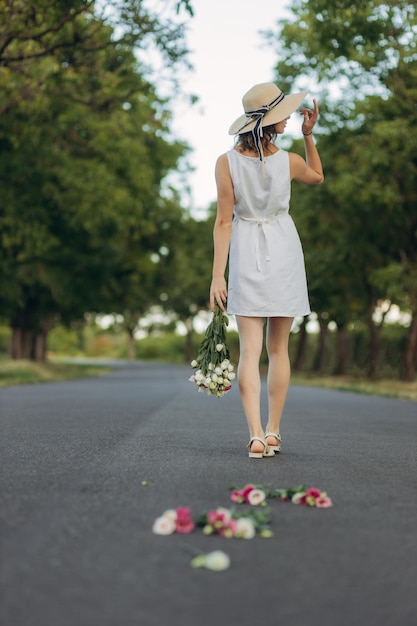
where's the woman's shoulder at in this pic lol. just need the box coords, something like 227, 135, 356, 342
215, 152, 233, 179
216, 152, 231, 167
287, 151, 305, 172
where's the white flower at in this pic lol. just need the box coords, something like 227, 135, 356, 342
208, 362, 214, 370
247, 489, 266, 506
215, 367, 222, 375
228, 364, 234, 372
195, 371, 204, 382
212, 373, 218, 383
203, 550, 231, 571
162, 509, 178, 521
191, 360, 198, 367
221, 359, 230, 369
209, 381, 216, 390
152, 516, 176, 535
234, 518, 256, 539
216, 343, 224, 352
291, 492, 305, 505
227, 372, 236, 381
205, 377, 211, 386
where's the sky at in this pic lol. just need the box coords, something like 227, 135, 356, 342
170, 0, 305, 217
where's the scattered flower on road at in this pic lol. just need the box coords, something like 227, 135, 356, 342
152, 507, 195, 535
190, 550, 231, 571
231, 484, 333, 508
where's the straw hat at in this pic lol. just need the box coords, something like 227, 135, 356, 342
228, 82, 307, 135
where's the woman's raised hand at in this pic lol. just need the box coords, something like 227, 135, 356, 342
300, 98, 319, 135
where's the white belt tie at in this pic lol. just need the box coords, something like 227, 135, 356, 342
236, 215, 285, 272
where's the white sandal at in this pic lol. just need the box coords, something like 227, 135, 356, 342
247, 436, 275, 459
265, 432, 282, 453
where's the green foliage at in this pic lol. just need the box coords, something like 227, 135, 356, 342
163, 213, 215, 320
288, 322, 409, 378
192, 306, 231, 374
136, 332, 189, 363
46, 320, 242, 366
263, 0, 417, 379
0, 1, 192, 359
0, 325, 11, 355
265, 0, 416, 95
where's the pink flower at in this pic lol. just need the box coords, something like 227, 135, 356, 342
206, 508, 237, 536
315, 495, 333, 508
175, 507, 195, 534
219, 519, 238, 538
188, 375, 196, 383
246, 488, 266, 506
305, 488, 322, 499
230, 490, 245, 503
207, 508, 231, 528
242, 485, 255, 502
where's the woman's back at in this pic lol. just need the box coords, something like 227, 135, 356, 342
227, 149, 291, 220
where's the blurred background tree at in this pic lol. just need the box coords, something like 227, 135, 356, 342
0, 0, 415, 382
264, 0, 417, 380
0, 0, 192, 359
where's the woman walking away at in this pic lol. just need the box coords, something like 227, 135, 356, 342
210, 82, 324, 459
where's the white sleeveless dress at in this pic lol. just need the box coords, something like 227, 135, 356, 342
226, 148, 311, 317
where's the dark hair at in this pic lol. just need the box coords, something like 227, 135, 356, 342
236, 123, 278, 154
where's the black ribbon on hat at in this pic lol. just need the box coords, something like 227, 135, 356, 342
237, 91, 285, 166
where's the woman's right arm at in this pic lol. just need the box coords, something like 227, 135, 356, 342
209, 153, 234, 312
290, 98, 324, 185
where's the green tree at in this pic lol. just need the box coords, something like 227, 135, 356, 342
0, 5, 192, 360
265, 0, 417, 379
0, 0, 193, 114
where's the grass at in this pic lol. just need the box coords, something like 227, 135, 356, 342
0, 360, 110, 388
292, 374, 417, 402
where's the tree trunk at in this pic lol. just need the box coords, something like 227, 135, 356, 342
10, 327, 33, 359
33, 334, 45, 361
403, 311, 417, 382
31, 317, 54, 361
127, 329, 136, 360
294, 317, 308, 372
10, 327, 24, 359
313, 317, 328, 374
333, 323, 348, 376
73, 320, 86, 352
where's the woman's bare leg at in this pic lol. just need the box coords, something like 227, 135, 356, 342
236, 315, 266, 454
265, 317, 294, 444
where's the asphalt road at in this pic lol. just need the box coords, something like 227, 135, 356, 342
1, 362, 416, 626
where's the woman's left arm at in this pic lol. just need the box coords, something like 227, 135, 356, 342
209, 154, 234, 311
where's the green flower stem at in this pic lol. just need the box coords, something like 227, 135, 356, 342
195, 306, 231, 374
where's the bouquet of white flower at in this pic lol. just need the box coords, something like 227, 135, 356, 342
189, 305, 236, 397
